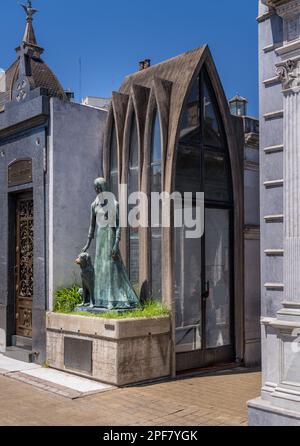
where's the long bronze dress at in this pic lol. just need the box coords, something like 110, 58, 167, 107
88, 195, 139, 310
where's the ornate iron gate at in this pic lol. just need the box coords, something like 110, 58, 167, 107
15, 197, 33, 338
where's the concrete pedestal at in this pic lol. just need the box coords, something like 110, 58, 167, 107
46, 312, 171, 386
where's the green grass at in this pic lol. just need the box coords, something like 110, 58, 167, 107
53, 285, 81, 313
53, 286, 170, 319
72, 300, 170, 319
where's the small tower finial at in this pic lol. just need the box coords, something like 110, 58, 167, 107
21, 1, 38, 21
20, 0, 39, 45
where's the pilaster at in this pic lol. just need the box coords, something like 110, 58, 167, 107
276, 58, 300, 310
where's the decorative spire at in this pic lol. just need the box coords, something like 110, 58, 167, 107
21, 1, 38, 45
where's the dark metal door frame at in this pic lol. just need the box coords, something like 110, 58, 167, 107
176, 204, 235, 372
200, 203, 235, 367
15, 192, 34, 339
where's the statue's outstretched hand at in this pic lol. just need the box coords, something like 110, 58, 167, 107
82, 239, 91, 253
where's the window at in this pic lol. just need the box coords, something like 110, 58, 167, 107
150, 110, 162, 301
174, 69, 233, 354
109, 122, 118, 200
179, 78, 200, 145
203, 80, 222, 148
128, 114, 139, 287
176, 77, 201, 195
204, 152, 230, 202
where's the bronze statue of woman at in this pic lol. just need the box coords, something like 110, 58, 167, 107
82, 178, 139, 310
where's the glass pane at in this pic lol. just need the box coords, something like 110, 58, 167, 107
151, 227, 162, 300
179, 77, 200, 145
175, 145, 201, 195
151, 111, 162, 193
205, 208, 231, 349
204, 151, 230, 202
151, 164, 162, 194
151, 111, 162, 164
203, 81, 222, 148
129, 115, 138, 168
150, 111, 162, 300
175, 225, 202, 353
176, 77, 201, 195
110, 123, 118, 171
110, 173, 118, 201
129, 228, 139, 288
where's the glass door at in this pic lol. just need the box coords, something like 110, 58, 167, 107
175, 206, 234, 371
202, 207, 234, 365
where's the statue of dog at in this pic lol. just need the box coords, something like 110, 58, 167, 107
75, 253, 95, 308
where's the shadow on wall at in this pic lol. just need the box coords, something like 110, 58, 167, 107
270, 14, 283, 44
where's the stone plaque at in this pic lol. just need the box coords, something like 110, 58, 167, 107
105, 324, 115, 331
64, 337, 92, 374
8, 159, 32, 187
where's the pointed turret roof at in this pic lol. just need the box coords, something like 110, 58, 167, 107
229, 94, 248, 104
2, 1, 67, 104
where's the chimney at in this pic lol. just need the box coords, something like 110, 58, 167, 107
65, 90, 75, 102
139, 59, 151, 71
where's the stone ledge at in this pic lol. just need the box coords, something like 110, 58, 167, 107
261, 316, 300, 330
263, 110, 284, 120
47, 312, 171, 340
0, 95, 49, 138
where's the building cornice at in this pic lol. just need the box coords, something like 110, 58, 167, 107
263, 0, 300, 17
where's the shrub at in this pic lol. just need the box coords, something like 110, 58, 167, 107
54, 285, 81, 313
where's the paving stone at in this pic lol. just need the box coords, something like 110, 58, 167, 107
0, 370, 261, 426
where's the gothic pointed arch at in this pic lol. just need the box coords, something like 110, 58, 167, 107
103, 45, 244, 373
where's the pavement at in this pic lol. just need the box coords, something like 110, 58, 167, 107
0, 354, 113, 399
0, 354, 261, 426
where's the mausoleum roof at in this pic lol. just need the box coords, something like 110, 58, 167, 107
5, 55, 66, 101
120, 45, 206, 94
2, 1, 67, 105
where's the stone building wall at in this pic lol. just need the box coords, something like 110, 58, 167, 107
48, 99, 108, 308
249, 0, 300, 425
258, 1, 284, 317
0, 95, 49, 358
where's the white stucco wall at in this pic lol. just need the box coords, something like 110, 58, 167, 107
48, 98, 107, 309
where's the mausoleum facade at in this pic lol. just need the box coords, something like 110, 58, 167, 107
0, 2, 261, 379
0, 6, 107, 364
103, 46, 261, 374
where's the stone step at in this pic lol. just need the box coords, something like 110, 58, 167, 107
4, 347, 34, 363
12, 335, 32, 350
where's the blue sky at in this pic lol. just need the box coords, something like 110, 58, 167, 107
0, 0, 259, 116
